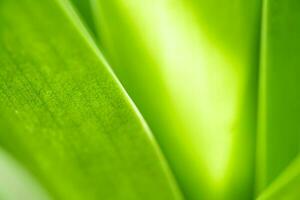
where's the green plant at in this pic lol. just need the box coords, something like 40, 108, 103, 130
0, 0, 299, 199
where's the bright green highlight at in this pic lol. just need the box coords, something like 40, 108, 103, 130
120, 0, 239, 181
92, 0, 260, 199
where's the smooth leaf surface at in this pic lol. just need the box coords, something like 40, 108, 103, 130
92, 0, 261, 199
0, 0, 181, 199
256, 0, 300, 192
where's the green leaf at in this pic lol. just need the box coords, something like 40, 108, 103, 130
2, 0, 299, 199
257, 156, 300, 200
256, 0, 300, 192
91, 0, 261, 199
0, 0, 181, 199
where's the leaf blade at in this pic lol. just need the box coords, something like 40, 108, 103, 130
91, 0, 261, 199
0, 0, 181, 199
256, 0, 300, 192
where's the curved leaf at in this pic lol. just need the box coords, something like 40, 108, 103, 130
92, 0, 261, 199
0, 0, 181, 199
